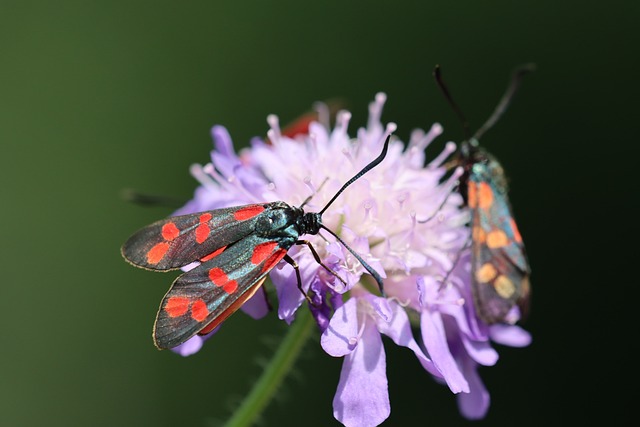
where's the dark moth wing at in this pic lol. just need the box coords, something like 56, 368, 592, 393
153, 233, 290, 349
468, 162, 531, 324
121, 204, 270, 270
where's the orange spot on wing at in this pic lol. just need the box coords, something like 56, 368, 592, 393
252, 241, 278, 265
476, 263, 497, 283
262, 249, 287, 273
234, 205, 265, 221
147, 242, 170, 264
478, 182, 494, 209
472, 226, 486, 243
191, 299, 209, 322
468, 182, 478, 208
486, 229, 509, 248
201, 246, 226, 262
195, 223, 210, 244
510, 218, 523, 243
161, 222, 180, 241
165, 296, 190, 317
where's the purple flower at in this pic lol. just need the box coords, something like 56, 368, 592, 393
169, 93, 531, 425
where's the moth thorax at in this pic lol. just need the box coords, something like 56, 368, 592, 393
299, 212, 322, 235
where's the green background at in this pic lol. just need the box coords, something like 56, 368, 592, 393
1, 1, 635, 426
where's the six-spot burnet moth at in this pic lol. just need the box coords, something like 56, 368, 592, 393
434, 64, 534, 324
121, 134, 391, 349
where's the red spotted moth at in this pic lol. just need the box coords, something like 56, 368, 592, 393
122, 135, 390, 349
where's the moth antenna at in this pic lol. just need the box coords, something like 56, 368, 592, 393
433, 65, 471, 142
473, 63, 536, 141
121, 188, 185, 208
320, 225, 386, 297
318, 134, 391, 216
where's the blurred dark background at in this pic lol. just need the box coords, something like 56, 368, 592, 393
1, 1, 636, 426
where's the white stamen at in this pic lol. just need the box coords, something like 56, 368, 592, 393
341, 147, 354, 163
425, 122, 443, 146
190, 164, 218, 189
303, 176, 316, 194
266, 129, 278, 144
313, 101, 331, 130
397, 192, 408, 209
336, 111, 352, 134
267, 114, 281, 141
385, 122, 398, 135
367, 92, 387, 130
427, 141, 456, 169
363, 199, 374, 221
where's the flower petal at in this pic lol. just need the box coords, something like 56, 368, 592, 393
333, 319, 389, 427
171, 330, 217, 357
461, 335, 499, 366
375, 299, 442, 378
239, 286, 270, 320
456, 356, 490, 419
489, 324, 532, 347
421, 310, 469, 393
321, 298, 359, 357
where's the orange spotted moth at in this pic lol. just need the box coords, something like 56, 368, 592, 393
434, 65, 533, 324
122, 135, 390, 349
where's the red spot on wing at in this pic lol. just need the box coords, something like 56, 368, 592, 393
147, 242, 170, 264
165, 297, 190, 317
262, 249, 287, 273
195, 223, 210, 244
194, 213, 212, 244
207, 267, 238, 294
161, 222, 180, 241
234, 205, 265, 221
191, 299, 209, 322
208, 268, 229, 286
200, 246, 227, 262
252, 241, 278, 265
223, 280, 238, 294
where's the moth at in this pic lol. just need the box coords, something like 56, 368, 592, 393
122, 135, 390, 349
434, 65, 533, 324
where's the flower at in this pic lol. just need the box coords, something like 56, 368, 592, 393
170, 93, 531, 426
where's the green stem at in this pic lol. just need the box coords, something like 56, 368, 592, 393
223, 308, 315, 427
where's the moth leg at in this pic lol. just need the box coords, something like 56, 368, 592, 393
295, 239, 348, 288
283, 254, 316, 306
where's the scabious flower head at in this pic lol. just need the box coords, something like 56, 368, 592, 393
171, 93, 531, 426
